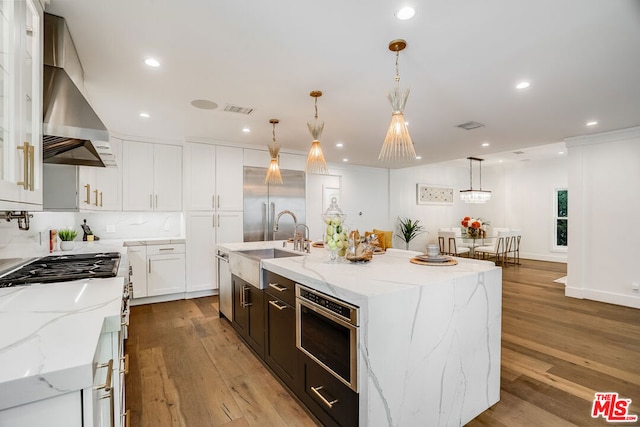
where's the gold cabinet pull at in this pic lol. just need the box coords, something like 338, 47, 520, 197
96, 359, 114, 392
94, 189, 99, 206
310, 385, 339, 408
120, 354, 129, 375
16, 142, 29, 189
100, 191, 103, 207
122, 409, 130, 427
84, 184, 91, 204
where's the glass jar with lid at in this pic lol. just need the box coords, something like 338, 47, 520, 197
321, 197, 347, 263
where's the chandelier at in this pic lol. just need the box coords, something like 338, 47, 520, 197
379, 39, 416, 162
460, 157, 492, 203
306, 90, 329, 174
265, 119, 283, 184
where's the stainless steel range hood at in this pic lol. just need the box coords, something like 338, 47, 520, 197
43, 13, 114, 167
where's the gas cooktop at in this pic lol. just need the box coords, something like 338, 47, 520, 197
0, 252, 121, 288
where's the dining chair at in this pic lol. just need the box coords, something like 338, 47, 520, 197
474, 230, 509, 265
505, 229, 521, 265
438, 231, 470, 257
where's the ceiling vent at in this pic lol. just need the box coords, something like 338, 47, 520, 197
456, 121, 485, 131
223, 104, 254, 115
513, 150, 525, 155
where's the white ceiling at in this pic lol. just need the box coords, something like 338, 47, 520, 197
45, 0, 640, 169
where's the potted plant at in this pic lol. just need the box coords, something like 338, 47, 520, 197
396, 217, 426, 250
58, 228, 78, 251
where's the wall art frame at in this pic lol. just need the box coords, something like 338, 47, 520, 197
416, 184, 454, 205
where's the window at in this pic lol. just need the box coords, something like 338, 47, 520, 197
554, 189, 568, 249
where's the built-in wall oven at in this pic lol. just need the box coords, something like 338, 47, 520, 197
296, 284, 359, 392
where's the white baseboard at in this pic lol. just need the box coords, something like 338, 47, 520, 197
565, 287, 640, 309
185, 289, 218, 299
131, 293, 186, 306
520, 252, 568, 263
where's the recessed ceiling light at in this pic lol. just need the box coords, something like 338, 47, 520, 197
415, 155, 422, 160
336, 143, 344, 148
482, 142, 490, 147
516, 81, 530, 89
242, 127, 251, 133
395, 7, 415, 20
558, 151, 565, 155
342, 158, 349, 162
139, 112, 150, 118
144, 58, 160, 67
498, 160, 504, 163
586, 121, 598, 126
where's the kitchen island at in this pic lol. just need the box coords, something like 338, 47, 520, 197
219, 241, 502, 426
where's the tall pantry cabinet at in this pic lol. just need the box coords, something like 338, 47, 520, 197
185, 143, 243, 293
0, 0, 43, 210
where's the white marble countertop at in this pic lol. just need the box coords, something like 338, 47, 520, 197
123, 237, 186, 246
0, 276, 125, 410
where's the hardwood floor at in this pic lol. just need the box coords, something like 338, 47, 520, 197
125, 260, 640, 426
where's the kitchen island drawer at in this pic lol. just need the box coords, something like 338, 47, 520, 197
147, 243, 185, 256
264, 270, 296, 306
301, 354, 358, 427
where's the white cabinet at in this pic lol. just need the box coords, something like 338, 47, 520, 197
184, 143, 243, 293
127, 245, 148, 298
148, 244, 186, 296
79, 138, 123, 211
122, 141, 182, 211
128, 243, 185, 299
186, 211, 243, 293
0, 0, 43, 210
185, 143, 243, 211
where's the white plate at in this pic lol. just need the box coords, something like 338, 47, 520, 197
416, 254, 450, 263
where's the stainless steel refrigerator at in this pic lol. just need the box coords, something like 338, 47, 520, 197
243, 166, 306, 242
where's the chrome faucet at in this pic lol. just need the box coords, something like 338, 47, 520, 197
294, 224, 311, 253
273, 210, 298, 233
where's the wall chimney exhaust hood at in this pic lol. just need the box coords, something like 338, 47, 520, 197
43, 13, 114, 167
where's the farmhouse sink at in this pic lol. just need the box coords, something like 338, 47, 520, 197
228, 248, 303, 288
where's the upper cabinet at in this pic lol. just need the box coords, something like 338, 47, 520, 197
79, 138, 122, 211
185, 143, 243, 211
122, 140, 182, 211
0, 0, 43, 210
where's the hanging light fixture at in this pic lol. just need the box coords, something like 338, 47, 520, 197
265, 119, 283, 184
306, 90, 329, 175
379, 39, 416, 162
460, 157, 492, 203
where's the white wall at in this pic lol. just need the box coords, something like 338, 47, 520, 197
565, 126, 640, 309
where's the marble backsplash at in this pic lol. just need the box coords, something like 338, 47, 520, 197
0, 211, 183, 258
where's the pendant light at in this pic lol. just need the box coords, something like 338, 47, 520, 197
379, 39, 416, 162
305, 90, 329, 175
265, 119, 283, 184
460, 157, 492, 203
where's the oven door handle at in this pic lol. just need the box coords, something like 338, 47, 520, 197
310, 385, 339, 408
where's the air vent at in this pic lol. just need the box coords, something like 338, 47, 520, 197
513, 151, 525, 155
456, 121, 485, 130
224, 104, 254, 115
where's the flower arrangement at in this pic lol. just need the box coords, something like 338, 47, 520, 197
461, 217, 488, 237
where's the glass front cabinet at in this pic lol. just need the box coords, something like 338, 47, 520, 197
0, 0, 43, 210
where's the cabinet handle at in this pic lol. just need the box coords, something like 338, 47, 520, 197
268, 283, 288, 292
84, 184, 91, 204
16, 142, 30, 189
122, 410, 130, 427
100, 192, 103, 207
96, 359, 114, 392
268, 300, 287, 311
217, 195, 220, 209
212, 194, 215, 210
310, 386, 338, 408
148, 259, 151, 274
159, 247, 175, 251
149, 194, 153, 209
217, 214, 220, 228
242, 285, 252, 307
120, 354, 129, 375
155, 194, 158, 209
94, 189, 99, 206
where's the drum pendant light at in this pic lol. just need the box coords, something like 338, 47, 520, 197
265, 119, 283, 184
379, 39, 416, 162
305, 90, 329, 175
460, 157, 492, 203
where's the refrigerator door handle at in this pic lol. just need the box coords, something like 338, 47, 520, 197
270, 202, 276, 241
262, 202, 268, 241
